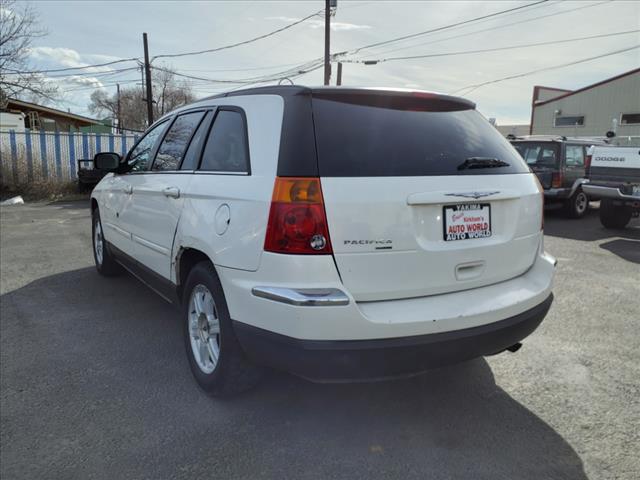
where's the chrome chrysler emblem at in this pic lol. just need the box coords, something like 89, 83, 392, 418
444, 191, 500, 200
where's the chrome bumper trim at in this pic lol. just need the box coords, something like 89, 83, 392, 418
251, 287, 350, 307
582, 184, 640, 201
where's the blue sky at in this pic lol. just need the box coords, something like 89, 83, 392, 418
18, 0, 640, 124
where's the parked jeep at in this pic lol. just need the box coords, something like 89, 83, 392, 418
510, 135, 607, 218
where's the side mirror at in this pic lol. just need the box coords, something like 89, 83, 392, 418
94, 152, 121, 171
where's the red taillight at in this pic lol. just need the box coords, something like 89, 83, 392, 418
585, 154, 592, 175
551, 171, 564, 188
264, 177, 333, 254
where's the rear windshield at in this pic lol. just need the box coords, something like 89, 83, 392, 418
511, 142, 560, 168
312, 98, 529, 177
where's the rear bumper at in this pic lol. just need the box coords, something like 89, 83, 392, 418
234, 294, 553, 381
543, 187, 571, 199
583, 184, 640, 202
218, 249, 556, 341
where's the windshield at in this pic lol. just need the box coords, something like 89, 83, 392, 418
512, 142, 560, 168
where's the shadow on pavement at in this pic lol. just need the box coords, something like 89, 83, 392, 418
1, 267, 587, 480
49, 199, 91, 210
544, 204, 640, 242
599, 239, 640, 264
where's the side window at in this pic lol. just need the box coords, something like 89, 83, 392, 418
181, 111, 212, 170
200, 109, 249, 173
565, 145, 584, 167
153, 111, 205, 171
540, 147, 557, 165
127, 120, 169, 172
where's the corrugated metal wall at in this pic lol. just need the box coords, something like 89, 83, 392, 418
0, 130, 138, 185
531, 71, 640, 138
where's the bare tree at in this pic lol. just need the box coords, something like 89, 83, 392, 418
88, 66, 195, 131
0, 0, 58, 107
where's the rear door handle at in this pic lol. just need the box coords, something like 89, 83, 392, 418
123, 184, 133, 195
163, 186, 180, 199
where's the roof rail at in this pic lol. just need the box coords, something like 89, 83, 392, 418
511, 134, 608, 143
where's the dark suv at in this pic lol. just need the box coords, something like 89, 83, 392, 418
510, 135, 607, 218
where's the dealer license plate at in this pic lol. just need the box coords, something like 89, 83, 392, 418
443, 203, 492, 241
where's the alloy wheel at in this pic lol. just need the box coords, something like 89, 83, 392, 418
188, 284, 221, 374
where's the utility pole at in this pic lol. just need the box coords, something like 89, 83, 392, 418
336, 62, 343, 86
143, 32, 154, 126
323, 0, 331, 85
116, 83, 121, 133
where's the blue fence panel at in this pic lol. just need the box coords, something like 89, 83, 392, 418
54, 132, 62, 179
39, 130, 48, 178
0, 130, 138, 185
82, 133, 89, 160
68, 132, 76, 179
25, 129, 33, 181
9, 130, 18, 184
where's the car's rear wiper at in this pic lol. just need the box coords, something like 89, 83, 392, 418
458, 157, 510, 170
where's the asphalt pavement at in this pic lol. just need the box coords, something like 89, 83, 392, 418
1, 200, 638, 480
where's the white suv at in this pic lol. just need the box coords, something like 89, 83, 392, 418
91, 86, 556, 395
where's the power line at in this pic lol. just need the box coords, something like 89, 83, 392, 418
62, 79, 140, 93
41, 67, 141, 79
359, 0, 614, 58
337, 0, 550, 57
150, 66, 252, 85
152, 57, 324, 86
175, 62, 309, 73
3, 58, 140, 75
452, 44, 640, 96
344, 29, 639, 64
152, 9, 324, 60
214, 62, 325, 94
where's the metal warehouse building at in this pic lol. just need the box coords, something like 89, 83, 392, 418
530, 67, 640, 140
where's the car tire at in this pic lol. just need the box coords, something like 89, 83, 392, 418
599, 199, 632, 229
564, 188, 588, 219
182, 261, 262, 397
92, 208, 122, 276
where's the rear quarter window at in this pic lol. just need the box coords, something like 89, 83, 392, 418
200, 109, 250, 173
312, 98, 529, 177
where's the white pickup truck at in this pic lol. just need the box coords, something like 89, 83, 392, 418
583, 146, 640, 228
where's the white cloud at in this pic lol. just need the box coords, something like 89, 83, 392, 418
265, 16, 371, 31
0, 6, 13, 19
66, 76, 104, 88
28, 46, 123, 73
29, 46, 82, 66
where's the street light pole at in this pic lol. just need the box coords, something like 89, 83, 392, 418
143, 32, 154, 126
323, 0, 331, 85
116, 83, 121, 133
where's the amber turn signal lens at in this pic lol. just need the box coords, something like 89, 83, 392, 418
271, 177, 323, 203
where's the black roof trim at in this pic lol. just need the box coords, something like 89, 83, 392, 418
202, 85, 475, 109
202, 85, 310, 101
